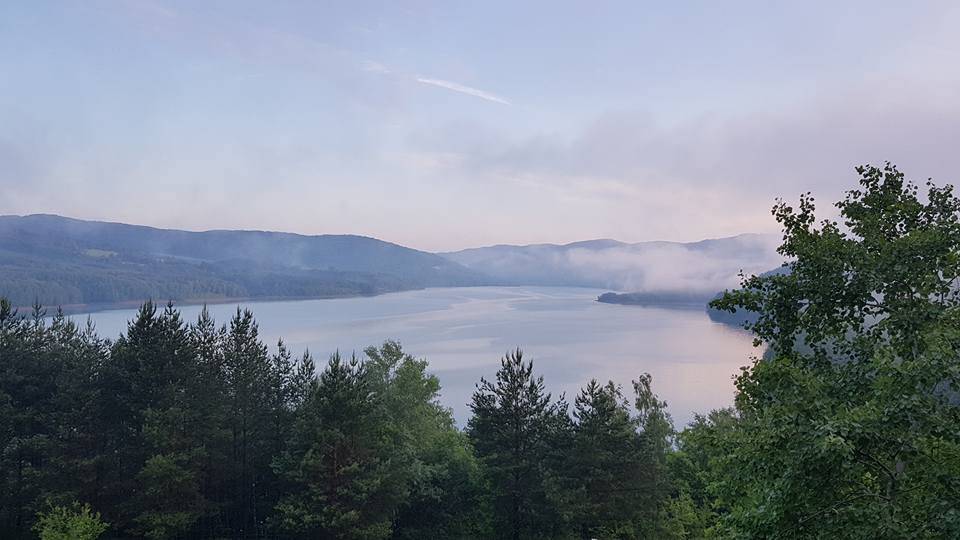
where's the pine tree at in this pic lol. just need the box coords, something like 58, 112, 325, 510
188, 306, 232, 537
274, 352, 401, 538
0, 301, 53, 539
45, 312, 111, 521
467, 349, 569, 539
124, 302, 208, 539
222, 308, 275, 537
268, 339, 296, 460
0, 302, 111, 539
289, 349, 317, 409
91, 301, 169, 532
569, 380, 645, 536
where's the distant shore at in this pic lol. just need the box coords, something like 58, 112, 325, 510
26, 286, 751, 320
26, 290, 399, 317
595, 291, 713, 308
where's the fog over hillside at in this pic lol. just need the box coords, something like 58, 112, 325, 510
0, 214, 487, 308
0, 214, 781, 309
442, 234, 783, 294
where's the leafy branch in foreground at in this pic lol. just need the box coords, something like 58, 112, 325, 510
709, 163, 960, 538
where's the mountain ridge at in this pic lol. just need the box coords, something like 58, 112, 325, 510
0, 214, 487, 309
0, 213, 781, 312
443, 232, 775, 254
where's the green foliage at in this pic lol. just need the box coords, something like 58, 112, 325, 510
667, 409, 739, 538
0, 301, 108, 539
220, 308, 279, 535
468, 351, 679, 539
273, 341, 492, 539
468, 349, 571, 538
564, 379, 662, 537
365, 341, 489, 539
33, 502, 108, 540
273, 352, 399, 538
133, 449, 206, 540
0, 297, 700, 539
708, 163, 960, 538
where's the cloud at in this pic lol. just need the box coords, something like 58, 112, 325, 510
407, 75, 960, 229
415, 77, 511, 105
560, 236, 783, 293
450, 234, 783, 293
374, 69, 960, 248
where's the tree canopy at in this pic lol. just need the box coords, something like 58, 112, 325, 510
710, 163, 960, 538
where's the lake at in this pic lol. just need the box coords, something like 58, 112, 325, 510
72, 286, 758, 427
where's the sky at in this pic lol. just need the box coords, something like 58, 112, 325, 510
2, 1, 959, 251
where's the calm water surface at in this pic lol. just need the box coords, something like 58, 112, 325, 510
74, 287, 758, 427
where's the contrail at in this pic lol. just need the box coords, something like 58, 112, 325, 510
415, 77, 511, 105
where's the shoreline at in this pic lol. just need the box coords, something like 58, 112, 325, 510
26, 290, 402, 317
28, 285, 728, 318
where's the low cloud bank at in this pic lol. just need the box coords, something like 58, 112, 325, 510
445, 234, 783, 294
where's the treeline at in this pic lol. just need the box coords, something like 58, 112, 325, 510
0, 299, 705, 539
0, 252, 410, 308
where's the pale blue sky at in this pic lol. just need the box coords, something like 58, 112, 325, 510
2, 1, 959, 250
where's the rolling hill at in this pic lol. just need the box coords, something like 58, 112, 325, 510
0, 214, 487, 309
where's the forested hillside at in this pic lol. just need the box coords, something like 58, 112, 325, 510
0, 215, 486, 308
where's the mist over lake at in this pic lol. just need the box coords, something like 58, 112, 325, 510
73, 286, 756, 427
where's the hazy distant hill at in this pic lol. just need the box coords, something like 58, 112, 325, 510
0, 214, 486, 308
0, 215, 784, 312
442, 234, 782, 295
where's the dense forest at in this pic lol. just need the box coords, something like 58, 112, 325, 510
3, 164, 960, 539
0, 302, 684, 539
0, 215, 486, 308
